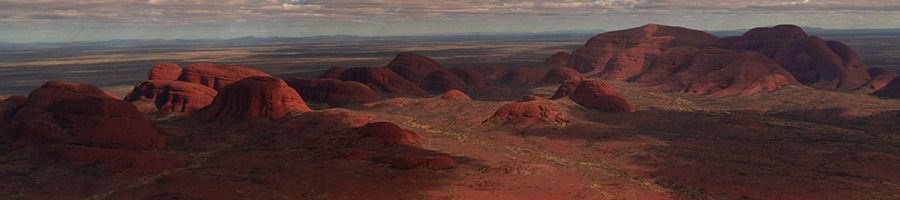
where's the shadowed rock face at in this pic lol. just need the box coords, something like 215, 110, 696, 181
874, 78, 900, 99
544, 51, 570, 67
568, 24, 719, 75
177, 63, 272, 91
199, 76, 311, 121
386, 52, 444, 87
500, 68, 547, 84
287, 78, 377, 106
124, 80, 218, 113
338, 67, 426, 94
565, 80, 636, 113
1, 81, 165, 150
0, 96, 26, 127
356, 122, 424, 145
541, 67, 584, 84
635, 47, 798, 96
485, 97, 568, 128
149, 62, 183, 81
318, 66, 346, 80
860, 67, 897, 92
424, 70, 468, 92
550, 81, 580, 100
727, 25, 871, 90
449, 68, 492, 88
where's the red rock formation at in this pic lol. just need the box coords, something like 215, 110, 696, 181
177, 63, 272, 91
385, 52, 444, 86
550, 81, 580, 100
439, 90, 472, 101
728, 25, 871, 89
860, 67, 897, 92
541, 67, 584, 84
500, 68, 547, 84
356, 122, 424, 145
286, 78, 377, 106
636, 47, 798, 96
338, 67, 426, 94
484, 97, 568, 128
0, 96, 26, 126
281, 108, 373, 131
873, 78, 900, 99
568, 24, 718, 76
318, 66, 346, 79
124, 80, 218, 113
1, 81, 165, 150
198, 76, 311, 121
449, 68, 491, 88
148, 62, 183, 81
544, 51, 570, 67
567, 80, 636, 112
423, 70, 468, 92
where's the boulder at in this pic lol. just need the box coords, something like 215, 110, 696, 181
484, 97, 568, 128
338, 67, 426, 94
286, 78, 377, 106
148, 62, 183, 81
567, 80, 636, 112
124, 80, 218, 113
198, 76, 311, 121
874, 78, 900, 99
177, 63, 272, 91
385, 52, 444, 86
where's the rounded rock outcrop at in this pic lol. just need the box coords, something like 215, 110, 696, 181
287, 78, 377, 106
567, 80, 636, 112
198, 76, 311, 121
148, 62, 183, 81
338, 67, 426, 94
356, 122, 424, 145
177, 63, 272, 91
124, 80, 218, 113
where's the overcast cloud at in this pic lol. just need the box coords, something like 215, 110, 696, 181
0, 0, 897, 42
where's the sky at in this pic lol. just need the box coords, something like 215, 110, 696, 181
0, 0, 898, 42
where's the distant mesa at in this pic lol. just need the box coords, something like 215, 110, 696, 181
559, 80, 636, 113
338, 66, 426, 94
386, 52, 445, 87
148, 62, 183, 81
199, 76, 311, 121
1, 81, 165, 150
544, 51, 570, 67
541, 67, 584, 84
439, 90, 472, 101
178, 63, 272, 91
287, 78, 377, 107
424, 70, 468, 92
859, 67, 897, 92
356, 122, 424, 145
124, 80, 218, 113
484, 96, 568, 128
318, 66, 346, 79
550, 23, 880, 96
500, 67, 547, 84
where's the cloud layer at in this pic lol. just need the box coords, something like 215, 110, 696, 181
0, 0, 897, 42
